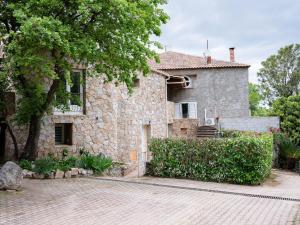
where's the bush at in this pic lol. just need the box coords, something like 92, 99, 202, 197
147, 134, 273, 185
33, 157, 58, 176
79, 154, 112, 174
274, 133, 300, 169
58, 156, 78, 172
19, 159, 32, 171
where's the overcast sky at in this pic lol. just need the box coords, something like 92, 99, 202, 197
155, 0, 300, 83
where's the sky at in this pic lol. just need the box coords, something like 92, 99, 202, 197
155, 0, 300, 83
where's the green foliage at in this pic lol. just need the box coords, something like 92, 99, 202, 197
274, 132, 300, 169
57, 156, 78, 172
271, 94, 300, 145
0, 0, 169, 124
79, 154, 112, 174
62, 148, 69, 158
20, 153, 112, 175
248, 83, 271, 116
0, 0, 168, 159
19, 159, 32, 171
32, 157, 58, 176
147, 134, 273, 185
258, 44, 300, 105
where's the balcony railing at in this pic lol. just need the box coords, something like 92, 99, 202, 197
54, 105, 83, 115
54, 93, 83, 115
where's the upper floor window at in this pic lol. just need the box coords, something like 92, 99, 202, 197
184, 76, 192, 88
54, 70, 85, 115
175, 102, 197, 119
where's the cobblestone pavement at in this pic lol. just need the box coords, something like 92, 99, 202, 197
0, 173, 300, 225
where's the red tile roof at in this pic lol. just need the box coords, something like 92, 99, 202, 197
149, 51, 250, 70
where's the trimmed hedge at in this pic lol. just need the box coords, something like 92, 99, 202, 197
147, 134, 273, 185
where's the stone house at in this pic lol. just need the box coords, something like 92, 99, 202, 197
3, 67, 172, 173
2, 48, 279, 173
150, 49, 279, 138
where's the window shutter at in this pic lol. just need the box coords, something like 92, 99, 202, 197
188, 102, 197, 119
175, 103, 181, 118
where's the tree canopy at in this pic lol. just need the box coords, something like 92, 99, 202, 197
257, 44, 300, 105
271, 94, 300, 146
0, 0, 168, 159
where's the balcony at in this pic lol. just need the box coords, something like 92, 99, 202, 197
54, 93, 83, 116
54, 105, 83, 116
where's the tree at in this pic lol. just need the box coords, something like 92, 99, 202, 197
0, 0, 168, 160
258, 44, 300, 105
248, 83, 269, 116
271, 94, 300, 146
249, 83, 261, 115
0, 67, 18, 162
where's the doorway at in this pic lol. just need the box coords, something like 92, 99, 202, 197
139, 125, 151, 176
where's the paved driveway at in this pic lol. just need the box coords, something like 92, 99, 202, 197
0, 170, 299, 225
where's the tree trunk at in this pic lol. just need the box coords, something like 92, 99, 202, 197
21, 116, 42, 160
6, 122, 19, 161
21, 78, 61, 160
0, 122, 7, 163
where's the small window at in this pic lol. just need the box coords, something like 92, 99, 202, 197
175, 102, 197, 119
184, 76, 192, 88
55, 123, 72, 145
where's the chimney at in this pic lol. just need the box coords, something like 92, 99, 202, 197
206, 40, 212, 64
207, 55, 212, 64
229, 47, 235, 63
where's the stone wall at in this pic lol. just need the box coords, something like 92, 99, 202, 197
5, 72, 169, 165
166, 68, 250, 124
219, 117, 280, 132
170, 119, 199, 138
167, 101, 175, 124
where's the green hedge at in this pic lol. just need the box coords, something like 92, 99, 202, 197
147, 134, 273, 185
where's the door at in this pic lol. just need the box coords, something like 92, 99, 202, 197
139, 125, 151, 176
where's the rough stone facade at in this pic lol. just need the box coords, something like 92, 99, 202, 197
5, 72, 169, 167
170, 119, 199, 138
166, 68, 250, 124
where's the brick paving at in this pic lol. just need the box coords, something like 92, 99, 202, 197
0, 175, 300, 225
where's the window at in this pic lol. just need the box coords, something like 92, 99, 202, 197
68, 71, 82, 106
184, 76, 192, 88
54, 70, 85, 115
175, 102, 197, 119
55, 123, 72, 145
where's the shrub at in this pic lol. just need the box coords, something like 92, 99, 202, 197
32, 157, 58, 176
58, 156, 78, 172
19, 159, 32, 171
147, 134, 273, 185
274, 133, 300, 169
79, 154, 112, 174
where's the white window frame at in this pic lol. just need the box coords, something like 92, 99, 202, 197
175, 102, 198, 119
54, 70, 84, 115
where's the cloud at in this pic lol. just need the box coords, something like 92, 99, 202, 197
155, 0, 300, 82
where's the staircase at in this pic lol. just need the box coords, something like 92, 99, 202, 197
197, 126, 219, 138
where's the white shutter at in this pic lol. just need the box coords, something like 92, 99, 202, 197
175, 103, 182, 118
188, 102, 197, 119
